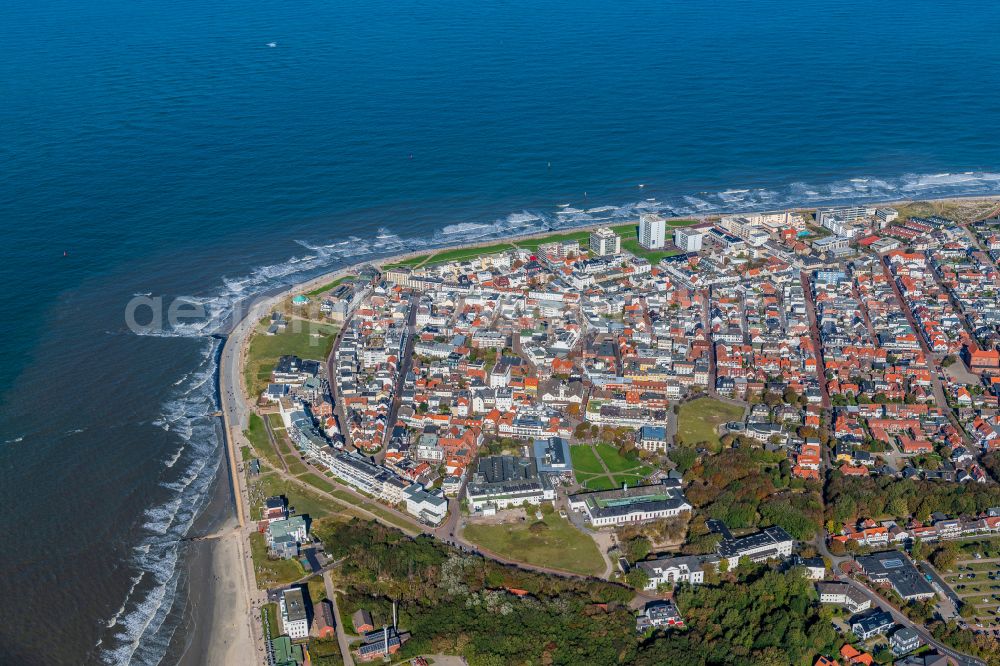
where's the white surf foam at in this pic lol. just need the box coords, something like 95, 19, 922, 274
110, 167, 1000, 665
98, 338, 222, 665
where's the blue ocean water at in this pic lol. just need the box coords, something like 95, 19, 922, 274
2, 0, 1000, 662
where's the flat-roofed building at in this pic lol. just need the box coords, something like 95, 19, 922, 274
856, 550, 935, 601
639, 214, 666, 250
590, 227, 621, 256
280, 586, 310, 639
717, 526, 794, 569
674, 226, 704, 252
568, 481, 691, 526
465, 455, 554, 511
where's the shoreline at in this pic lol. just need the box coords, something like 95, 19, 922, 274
203, 191, 999, 664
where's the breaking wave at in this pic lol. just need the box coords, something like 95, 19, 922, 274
111, 168, 1000, 664
98, 339, 222, 665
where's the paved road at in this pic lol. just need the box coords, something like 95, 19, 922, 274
323, 571, 355, 666
323, 570, 354, 666
379, 293, 418, 463
879, 255, 971, 446
923, 559, 963, 615
813, 536, 984, 666
801, 269, 831, 409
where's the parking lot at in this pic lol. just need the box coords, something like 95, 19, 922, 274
940, 554, 1000, 627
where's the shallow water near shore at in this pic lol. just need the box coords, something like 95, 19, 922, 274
3, 0, 1000, 663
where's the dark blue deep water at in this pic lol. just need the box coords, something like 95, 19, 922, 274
3, 0, 1000, 662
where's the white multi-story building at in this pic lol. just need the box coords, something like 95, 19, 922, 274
674, 226, 705, 252
876, 207, 899, 227
402, 483, 448, 525
568, 482, 692, 527
717, 526, 794, 569
280, 587, 310, 639
817, 582, 872, 613
589, 227, 621, 256
816, 205, 872, 225
639, 214, 666, 250
636, 554, 720, 590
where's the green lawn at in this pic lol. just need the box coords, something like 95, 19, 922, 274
299, 472, 336, 494
250, 531, 305, 588
612, 473, 647, 487
245, 414, 283, 470
583, 476, 618, 491
462, 507, 605, 576
305, 275, 352, 297
423, 242, 516, 266
514, 230, 592, 252
676, 397, 745, 450
248, 471, 338, 520
262, 603, 279, 641
594, 442, 646, 474
287, 460, 308, 475
573, 442, 652, 490
383, 254, 431, 269
243, 318, 338, 397
570, 444, 605, 475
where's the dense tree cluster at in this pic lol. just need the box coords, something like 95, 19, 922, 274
824, 474, 1000, 530
683, 449, 823, 539
316, 519, 636, 665
930, 620, 1000, 665
315, 519, 841, 665
633, 567, 842, 666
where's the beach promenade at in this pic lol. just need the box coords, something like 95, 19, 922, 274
208, 194, 1000, 664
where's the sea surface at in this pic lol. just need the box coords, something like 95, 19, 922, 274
2, 0, 1000, 663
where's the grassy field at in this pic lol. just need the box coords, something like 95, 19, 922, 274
594, 442, 647, 474
895, 198, 1000, 224
250, 531, 305, 588
243, 318, 338, 397
572, 443, 652, 490
676, 397, 745, 450
612, 473, 647, 487
261, 602, 279, 641
940, 556, 1000, 625
383, 254, 431, 269
578, 474, 617, 491
513, 230, 593, 252
247, 471, 338, 520
462, 507, 604, 576
305, 275, 353, 297
423, 242, 516, 266
570, 444, 605, 475
298, 472, 336, 494
245, 414, 283, 470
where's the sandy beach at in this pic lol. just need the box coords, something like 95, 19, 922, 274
196, 192, 1000, 665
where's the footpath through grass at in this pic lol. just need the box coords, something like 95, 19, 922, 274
462, 506, 604, 576
571, 442, 654, 490
245, 414, 282, 470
